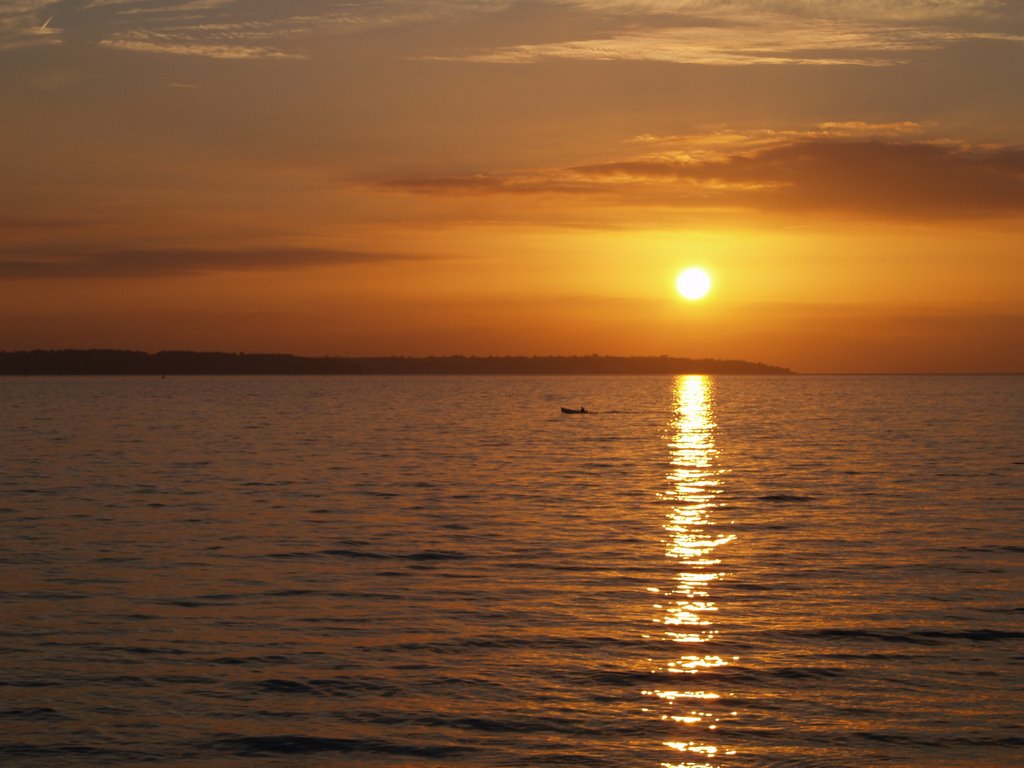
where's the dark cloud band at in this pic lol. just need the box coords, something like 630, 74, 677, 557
0, 248, 419, 279
383, 139, 1024, 219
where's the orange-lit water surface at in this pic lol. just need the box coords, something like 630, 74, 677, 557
1, 375, 1021, 767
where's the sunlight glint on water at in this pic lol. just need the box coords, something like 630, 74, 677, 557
650, 376, 737, 767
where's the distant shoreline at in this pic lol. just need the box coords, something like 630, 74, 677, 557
0, 350, 792, 376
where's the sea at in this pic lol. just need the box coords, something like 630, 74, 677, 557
1, 374, 1021, 768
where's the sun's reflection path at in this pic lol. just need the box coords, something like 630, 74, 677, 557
644, 376, 737, 768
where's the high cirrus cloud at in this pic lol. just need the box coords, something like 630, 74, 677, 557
419, 0, 1024, 68
436, 13, 1024, 67
0, 1, 60, 50
566, 0, 1012, 22
6, 1, 1020, 62
3, 0, 510, 58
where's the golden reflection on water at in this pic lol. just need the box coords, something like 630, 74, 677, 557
645, 376, 736, 768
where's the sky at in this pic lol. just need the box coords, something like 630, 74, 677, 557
2, 0, 1023, 373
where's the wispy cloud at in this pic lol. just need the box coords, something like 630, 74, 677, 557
2, 1, 507, 60
99, 31, 301, 59
84, 0, 234, 10
0, 247, 421, 279
5, 1, 1020, 62
380, 129, 1024, 220
0, 1, 61, 50
567, 0, 1012, 23
91, 1, 311, 60
626, 122, 929, 160
91, 1, 512, 61
377, 174, 610, 196
572, 141, 1024, 216
434, 13, 1024, 67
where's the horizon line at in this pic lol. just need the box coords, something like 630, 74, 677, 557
0, 348, 1021, 375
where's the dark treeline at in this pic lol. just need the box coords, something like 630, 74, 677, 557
0, 349, 792, 375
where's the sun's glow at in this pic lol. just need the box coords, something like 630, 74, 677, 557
676, 268, 712, 300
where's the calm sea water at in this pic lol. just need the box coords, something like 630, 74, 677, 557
1, 375, 1021, 767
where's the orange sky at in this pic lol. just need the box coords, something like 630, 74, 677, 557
2, 1, 1023, 372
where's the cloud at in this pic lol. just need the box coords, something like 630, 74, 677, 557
376, 173, 606, 196
84, 0, 233, 10
0, 1, 61, 51
0, 247, 421, 279
566, 0, 1012, 23
627, 122, 928, 158
380, 132, 1024, 220
0, 0, 476, 60
434, 12, 1024, 67
5, 1, 1020, 62
573, 141, 1024, 216
90, 4, 313, 60
99, 32, 301, 59
77, 1, 509, 61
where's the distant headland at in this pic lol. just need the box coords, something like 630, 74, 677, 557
0, 350, 792, 375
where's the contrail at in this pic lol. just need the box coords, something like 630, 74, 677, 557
40, 15, 54, 30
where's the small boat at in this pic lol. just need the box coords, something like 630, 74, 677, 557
561, 406, 588, 414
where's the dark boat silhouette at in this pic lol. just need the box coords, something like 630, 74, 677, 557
561, 406, 588, 414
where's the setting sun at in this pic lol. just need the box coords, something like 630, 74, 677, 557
676, 268, 712, 300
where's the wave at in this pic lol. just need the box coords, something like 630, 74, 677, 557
349, 711, 618, 736
393, 634, 643, 654
252, 677, 401, 697
0, 744, 134, 759
211, 654, 290, 666
211, 734, 477, 757
852, 732, 1024, 748
0, 707, 66, 721
320, 548, 472, 561
934, 544, 1024, 553
787, 628, 1024, 644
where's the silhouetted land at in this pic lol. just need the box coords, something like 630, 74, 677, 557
0, 350, 792, 375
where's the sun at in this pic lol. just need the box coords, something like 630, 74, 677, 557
676, 267, 712, 300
